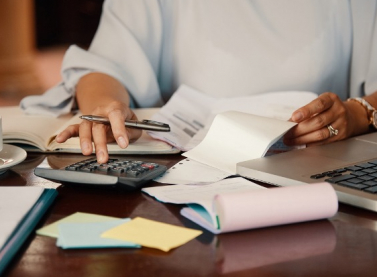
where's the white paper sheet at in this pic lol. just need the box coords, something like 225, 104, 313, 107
149, 85, 216, 151
183, 111, 297, 174
0, 187, 44, 249
154, 158, 231, 185
143, 178, 265, 227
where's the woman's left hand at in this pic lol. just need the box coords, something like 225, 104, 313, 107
283, 92, 360, 147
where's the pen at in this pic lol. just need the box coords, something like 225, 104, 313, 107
79, 115, 170, 132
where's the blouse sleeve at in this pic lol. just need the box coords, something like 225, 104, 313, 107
20, 0, 165, 116
349, 0, 377, 97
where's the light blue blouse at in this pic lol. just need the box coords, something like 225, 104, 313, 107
21, 0, 377, 116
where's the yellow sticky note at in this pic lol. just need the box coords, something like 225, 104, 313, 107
101, 217, 202, 252
36, 212, 119, 238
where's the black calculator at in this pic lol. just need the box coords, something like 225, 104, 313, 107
34, 157, 167, 191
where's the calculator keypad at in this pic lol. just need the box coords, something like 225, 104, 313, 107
65, 158, 160, 178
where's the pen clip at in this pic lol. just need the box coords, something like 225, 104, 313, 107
142, 120, 170, 128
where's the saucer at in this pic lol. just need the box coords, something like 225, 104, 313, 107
0, 144, 27, 175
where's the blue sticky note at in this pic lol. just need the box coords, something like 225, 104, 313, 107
56, 218, 140, 249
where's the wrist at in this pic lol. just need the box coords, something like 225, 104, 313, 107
345, 100, 371, 136
347, 98, 377, 130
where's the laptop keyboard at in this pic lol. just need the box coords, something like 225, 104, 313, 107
310, 159, 377, 194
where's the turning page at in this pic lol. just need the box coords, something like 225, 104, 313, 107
183, 111, 297, 174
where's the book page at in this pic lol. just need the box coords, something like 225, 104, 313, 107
0, 106, 72, 150
48, 108, 178, 154
0, 106, 178, 154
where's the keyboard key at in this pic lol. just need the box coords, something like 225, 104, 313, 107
359, 175, 375, 181
351, 171, 366, 177
325, 174, 354, 183
368, 159, 377, 165
327, 172, 342, 177
344, 166, 362, 171
362, 168, 377, 174
348, 178, 364, 184
357, 163, 375, 169
310, 173, 326, 179
338, 181, 369, 190
365, 186, 377, 193
362, 180, 377, 186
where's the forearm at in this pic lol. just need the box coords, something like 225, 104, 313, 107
76, 72, 131, 114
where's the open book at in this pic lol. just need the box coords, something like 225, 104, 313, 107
142, 178, 338, 234
0, 106, 179, 154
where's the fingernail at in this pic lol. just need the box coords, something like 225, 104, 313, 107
117, 136, 128, 148
292, 111, 303, 122
97, 151, 105, 163
81, 141, 90, 153
55, 133, 62, 142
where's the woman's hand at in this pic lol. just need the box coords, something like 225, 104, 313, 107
283, 92, 370, 147
56, 101, 142, 163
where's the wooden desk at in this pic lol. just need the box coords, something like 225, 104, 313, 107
2, 153, 377, 277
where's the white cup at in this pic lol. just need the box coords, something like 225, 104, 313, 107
0, 116, 2, 152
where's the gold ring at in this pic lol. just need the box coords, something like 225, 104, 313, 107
327, 124, 338, 138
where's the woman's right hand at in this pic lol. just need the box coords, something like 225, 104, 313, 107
56, 100, 142, 164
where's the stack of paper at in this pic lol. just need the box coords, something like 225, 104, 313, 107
149, 85, 317, 185
143, 178, 338, 234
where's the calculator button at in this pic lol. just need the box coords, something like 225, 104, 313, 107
126, 170, 140, 177
98, 165, 111, 171
109, 167, 125, 174
142, 163, 155, 169
79, 167, 93, 172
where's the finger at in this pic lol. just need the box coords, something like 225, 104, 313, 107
286, 108, 332, 140
291, 93, 334, 123
91, 123, 110, 163
284, 126, 330, 146
55, 124, 80, 143
107, 110, 142, 147
79, 120, 94, 156
107, 110, 129, 148
284, 121, 341, 146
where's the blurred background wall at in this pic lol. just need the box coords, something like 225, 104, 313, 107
0, 0, 104, 106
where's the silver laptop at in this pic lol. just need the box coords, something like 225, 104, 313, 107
237, 132, 377, 212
